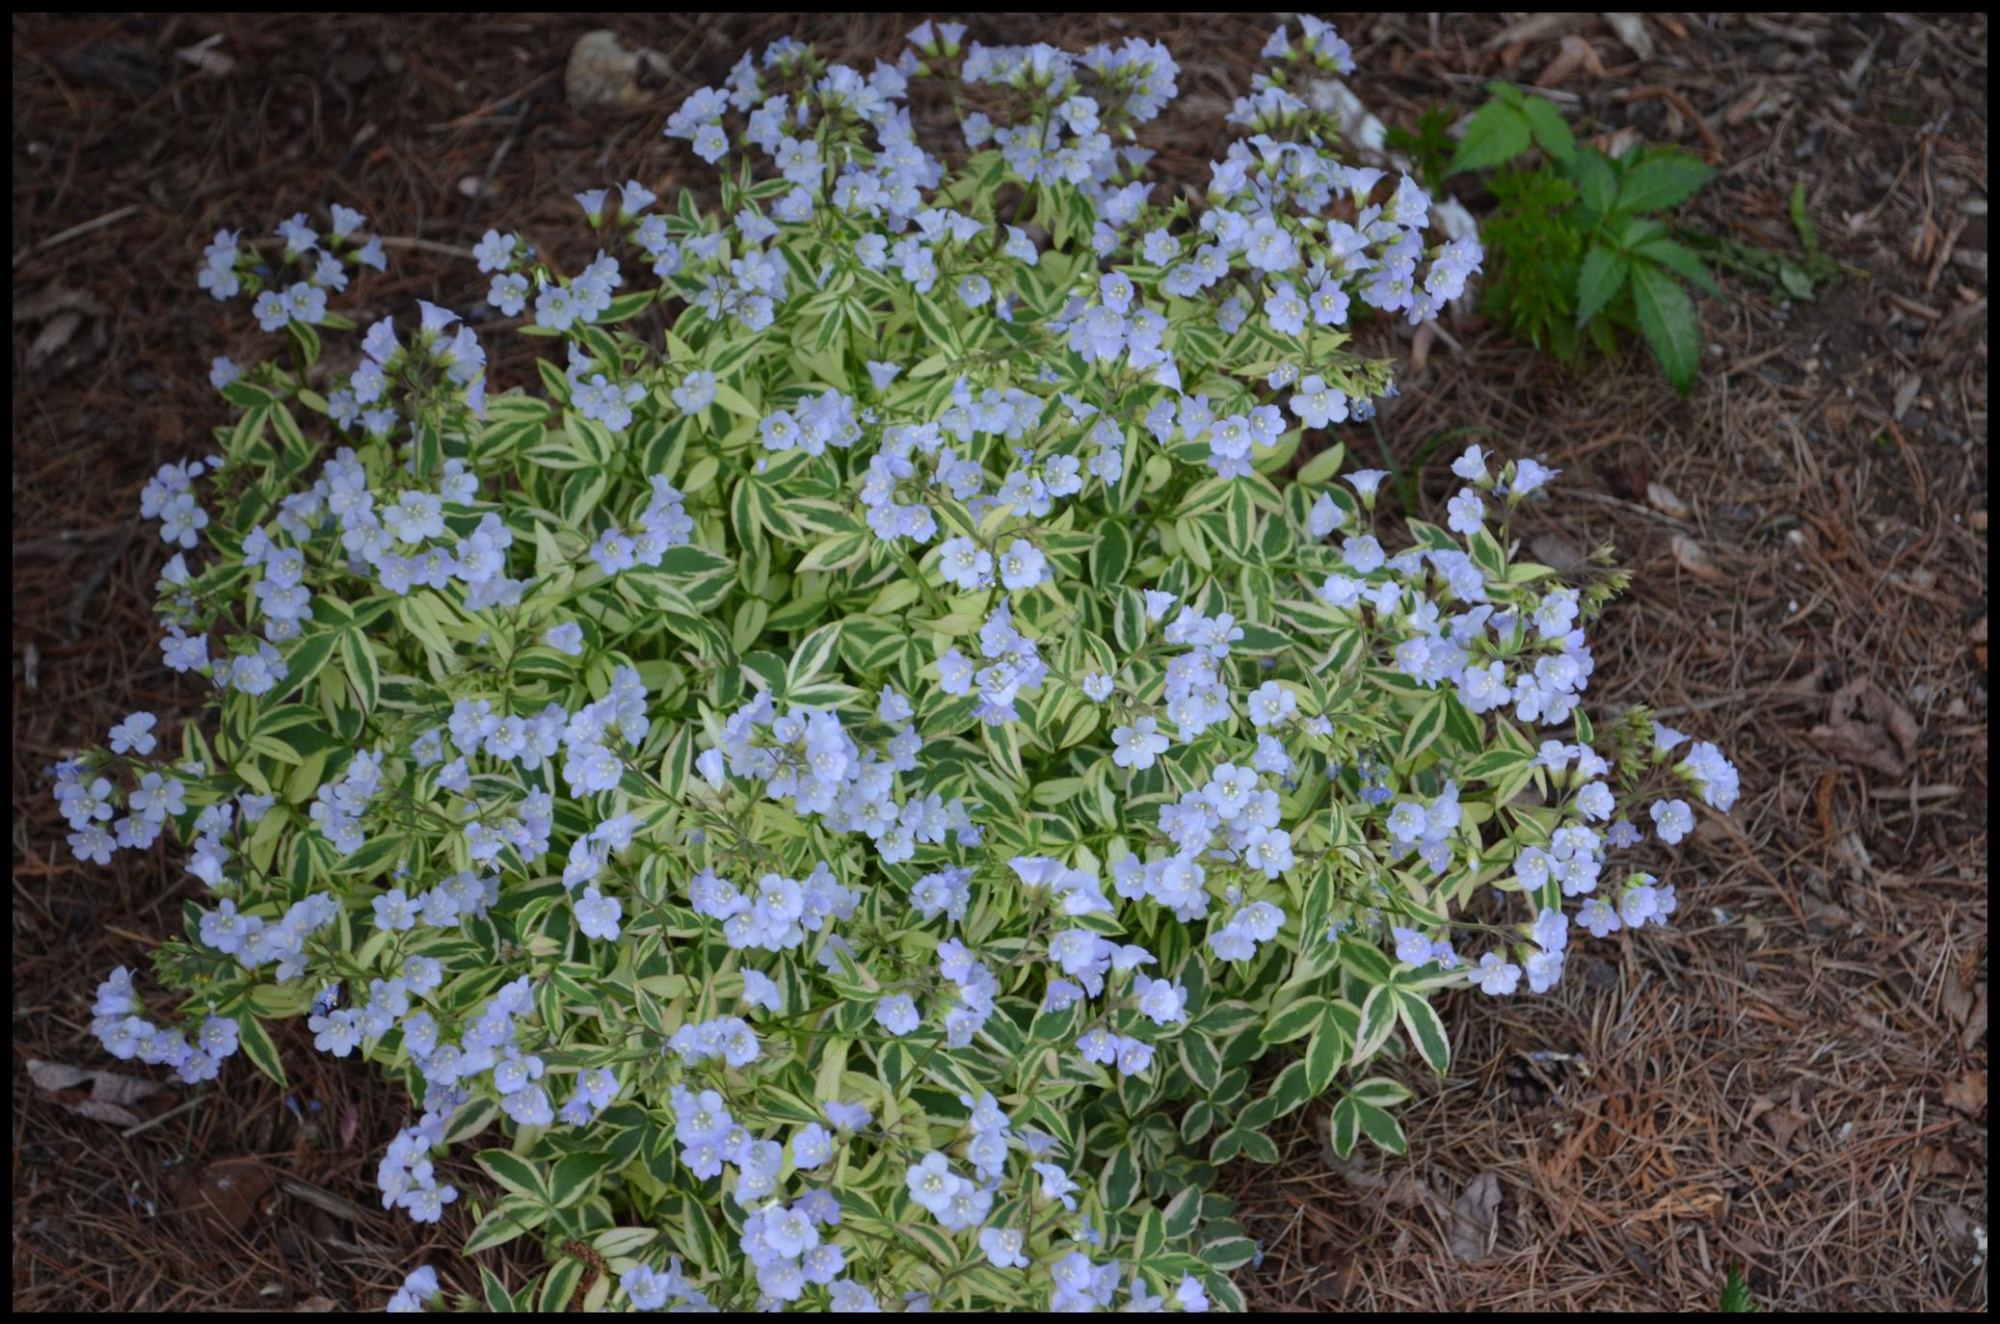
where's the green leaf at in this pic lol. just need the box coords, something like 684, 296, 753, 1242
1569, 149, 1619, 218
1632, 238, 1722, 298
480, 1266, 516, 1313
235, 1015, 287, 1088
1304, 1020, 1345, 1093
464, 1194, 550, 1253
477, 1149, 549, 1202
1237, 1129, 1280, 1164
1354, 1101, 1409, 1155
221, 380, 276, 409
1721, 1262, 1763, 1313
1449, 99, 1533, 175
1347, 1076, 1414, 1109
1788, 180, 1820, 256
548, 1151, 614, 1208
1574, 246, 1629, 328
337, 630, 380, 713
272, 629, 342, 705
1615, 215, 1667, 250
1519, 95, 1576, 164
1178, 1034, 1221, 1093
1353, 984, 1398, 1065
1100, 1144, 1140, 1212
1395, 692, 1448, 766
1136, 1207, 1168, 1260
1264, 1059, 1313, 1117
1260, 995, 1328, 1045
286, 318, 322, 370
1395, 988, 1451, 1073
537, 1261, 585, 1314
1180, 1099, 1215, 1144
1091, 521, 1133, 586
1206, 1274, 1247, 1313
787, 621, 843, 694
1199, 1235, 1261, 1272
1328, 1097, 1361, 1159
595, 289, 656, 324
1162, 1186, 1200, 1241
592, 1227, 658, 1259
270, 403, 307, 455
711, 381, 759, 420
1629, 260, 1701, 394
1614, 153, 1713, 214
897, 1219, 960, 1268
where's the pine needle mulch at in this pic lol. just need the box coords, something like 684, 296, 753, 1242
12, 12, 1987, 1313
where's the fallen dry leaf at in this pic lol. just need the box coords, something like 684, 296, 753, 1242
1960, 985, 1987, 1057
1671, 533, 1723, 582
1634, 1184, 1729, 1222
1323, 1150, 1433, 1210
1537, 34, 1605, 87
1532, 531, 1588, 573
1913, 1143, 1971, 1177
1748, 1093, 1807, 1152
11, 286, 109, 324
1601, 12, 1656, 59
1486, 13, 1584, 49
27, 312, 84, 371
1937, 1204, 1982, 1249
14, 287, 110, 376
28, 1058, 175, 1128
1447, 1171, 1503, 1262
167, 1156, 276, 1237
174, 34, 235, 77
1808, 678, 1921, 777
1941, 1072, 1986, 1116
1892, 373, 1923, 422
1940, 972, 1974, 1029
1592, 125, 1644, 160
278, 1175, 368, 1224
565, 29, 670, 110
1724, 78, 1792, 125
1646, 481, 1692, 520
1410, 320, 1435, 374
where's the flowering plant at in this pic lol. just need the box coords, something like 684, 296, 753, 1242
57, 18, 1739, 1314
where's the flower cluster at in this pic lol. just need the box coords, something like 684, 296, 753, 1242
88, 966, 241, 1084
54, 19, 1742, 1317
